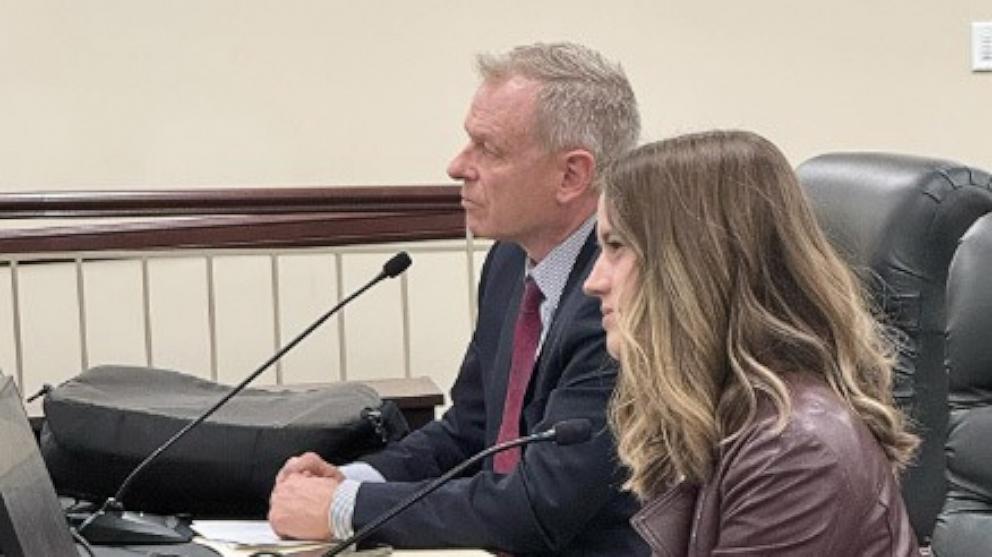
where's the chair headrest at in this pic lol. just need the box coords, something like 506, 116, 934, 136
946, 213, 992, 402
797, 152, 992, 277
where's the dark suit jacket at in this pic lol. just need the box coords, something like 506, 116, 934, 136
355, 234, 648, 556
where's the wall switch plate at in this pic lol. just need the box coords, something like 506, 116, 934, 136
973, 21, 992, 72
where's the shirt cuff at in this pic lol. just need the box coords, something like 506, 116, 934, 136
329, 478, 361, 540
340, 462, 386, 483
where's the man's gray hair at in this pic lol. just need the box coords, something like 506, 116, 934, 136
477, 42, 640, 171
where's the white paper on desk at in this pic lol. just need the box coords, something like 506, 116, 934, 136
195, 537, 337, 557
192, 519, 314, 546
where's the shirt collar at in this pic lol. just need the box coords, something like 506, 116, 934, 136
525, 215, 596, 332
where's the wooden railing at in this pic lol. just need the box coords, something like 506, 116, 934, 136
0, 185, 465, 253
0, 185, 470, 426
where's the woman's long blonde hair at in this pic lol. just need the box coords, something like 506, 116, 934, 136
604, 130, 918, 499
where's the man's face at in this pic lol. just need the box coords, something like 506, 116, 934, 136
447, 76, 561, 247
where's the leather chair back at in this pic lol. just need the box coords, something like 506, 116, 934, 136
796, 152, 992, 542
931, 213, 992, 556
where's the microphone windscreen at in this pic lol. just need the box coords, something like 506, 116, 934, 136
553, 419, 592, 446
383, 252, 413, 278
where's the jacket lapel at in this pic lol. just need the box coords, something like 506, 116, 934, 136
630, 483, 698, 557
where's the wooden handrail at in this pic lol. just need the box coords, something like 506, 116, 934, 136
0, 185, 462, 218
3, 186, 458, 425
0, 185, 466, 254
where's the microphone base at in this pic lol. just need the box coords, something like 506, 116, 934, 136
69, 510, 194, 545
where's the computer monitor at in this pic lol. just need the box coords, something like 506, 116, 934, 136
0, 375, 79, 557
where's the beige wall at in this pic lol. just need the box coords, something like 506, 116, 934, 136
0, 1, 989, 397
1, 0, 989, 190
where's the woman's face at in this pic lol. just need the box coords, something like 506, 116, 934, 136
583, 195, 639, 358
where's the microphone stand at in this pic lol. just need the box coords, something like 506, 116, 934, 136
74, 252, 412, 545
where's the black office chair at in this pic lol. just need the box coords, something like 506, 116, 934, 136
796, 152, 992, 543
931, 213, 992, 557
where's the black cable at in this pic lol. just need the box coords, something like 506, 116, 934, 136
112, 257, 399, 508
75, 252, 412, 539
25, 382, 52, 403
70, 526, 96, 557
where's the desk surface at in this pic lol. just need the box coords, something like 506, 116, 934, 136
393, 549, 492, 557
199, 544, 488, 557
192, 526, 490, 557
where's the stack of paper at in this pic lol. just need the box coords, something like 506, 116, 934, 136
190, 520, 391, 556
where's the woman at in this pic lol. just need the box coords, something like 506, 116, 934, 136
583, 130, 919, 556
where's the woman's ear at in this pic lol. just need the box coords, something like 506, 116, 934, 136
556, 149, 596, 204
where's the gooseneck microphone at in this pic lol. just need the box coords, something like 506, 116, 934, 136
74, 252, 413, 545
323, 418, 593, 556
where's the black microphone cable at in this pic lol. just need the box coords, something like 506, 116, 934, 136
77, 252, 413, 537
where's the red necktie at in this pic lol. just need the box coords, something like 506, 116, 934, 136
493, 278, 544, 474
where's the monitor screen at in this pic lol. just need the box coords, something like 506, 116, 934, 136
0, 376, 78, 557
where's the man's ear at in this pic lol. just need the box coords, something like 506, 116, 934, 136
556, 149, 596, 204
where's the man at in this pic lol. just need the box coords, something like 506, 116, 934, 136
268, 42, 646, 555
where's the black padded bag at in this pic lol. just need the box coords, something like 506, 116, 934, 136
39, 365, 408, 517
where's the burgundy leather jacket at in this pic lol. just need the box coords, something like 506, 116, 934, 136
630, 373, 919, 556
